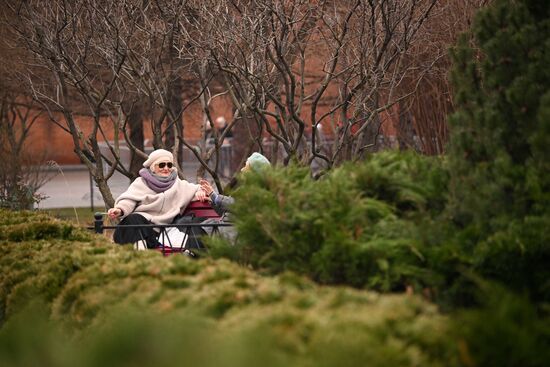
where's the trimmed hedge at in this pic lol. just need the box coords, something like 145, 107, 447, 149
208, 151, 550, 309
210, 152, 449, 292
0, 210, 456, 367
0, 210, 92, 242
1, 209, 548, 367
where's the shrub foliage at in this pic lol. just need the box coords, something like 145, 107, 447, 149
0, 210, 456, 367
212, 152, 450, 294
208, 0, 550, 309
2, 1, 550, 366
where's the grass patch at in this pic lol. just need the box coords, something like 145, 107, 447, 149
39, 207, 97, 225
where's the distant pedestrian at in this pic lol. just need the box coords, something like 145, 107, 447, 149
215, 116, 233, 138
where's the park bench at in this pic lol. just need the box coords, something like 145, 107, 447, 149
91, 200, 232, 256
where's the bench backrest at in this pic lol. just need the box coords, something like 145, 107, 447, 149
182, 200, 221, 219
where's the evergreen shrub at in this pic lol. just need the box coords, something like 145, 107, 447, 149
448, 0, 550, 232
454, 284, 550, 367
1, 196, 548, 367
209, 151, 452, 292
0, 239, 114, 325
0, 209, 91, 242
444, 0, 550, 305
0, 210, 456, 367
473, 216, 550, 303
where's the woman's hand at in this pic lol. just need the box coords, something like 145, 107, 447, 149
199, 179, 214, 196
195, 188, 208, 202
107, 207, 122, 219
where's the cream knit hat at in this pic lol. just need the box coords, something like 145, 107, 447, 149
143, 149, 173, 168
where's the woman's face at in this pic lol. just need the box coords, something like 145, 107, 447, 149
153, 161, 174, 177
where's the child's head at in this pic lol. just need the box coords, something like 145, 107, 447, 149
242, 152, 271, 172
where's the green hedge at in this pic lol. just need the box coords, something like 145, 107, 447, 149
0, 210, 456, 367
208, 150, 550, 310
1, 208, 548, 367
453, 283, 550, 367
0, 209, 92, 242
210, 152, 449, 292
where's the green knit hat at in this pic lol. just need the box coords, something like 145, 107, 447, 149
246, 152, 271, 171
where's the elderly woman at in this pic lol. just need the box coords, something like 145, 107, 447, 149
108, 149, 207, 249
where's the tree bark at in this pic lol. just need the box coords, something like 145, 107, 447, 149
128, 102, 145, 179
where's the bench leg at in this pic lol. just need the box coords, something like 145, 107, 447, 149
134, 240, 147, 251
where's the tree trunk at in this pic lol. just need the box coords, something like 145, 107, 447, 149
231, 115, 259, 172
167, 76, 183, 164
128, 102, 145, 179
397, 101, 417, 151
355, 97, 383, 157
95, 175, 115, 209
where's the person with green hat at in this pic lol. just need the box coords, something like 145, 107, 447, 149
200, 152, 270, 216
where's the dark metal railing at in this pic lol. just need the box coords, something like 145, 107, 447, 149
88, 212, 233, 256
91, 213, 232, 234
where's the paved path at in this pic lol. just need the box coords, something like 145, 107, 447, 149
36, 164, 201, 209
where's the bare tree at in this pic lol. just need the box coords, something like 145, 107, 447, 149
6, 0, 218, 206
393, 0, 491, 155
108, 1, 195, 153
183, 0, 439, 176
6, 0, 135, 206
5, 0, 491, 207
0, 91, 52, 209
